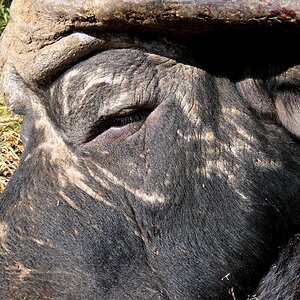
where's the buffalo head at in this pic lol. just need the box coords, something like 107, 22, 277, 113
0, 1, 299, 299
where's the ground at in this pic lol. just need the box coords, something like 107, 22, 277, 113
0, 98, 22, 192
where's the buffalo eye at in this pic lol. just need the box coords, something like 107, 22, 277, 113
84, 108, 152, 143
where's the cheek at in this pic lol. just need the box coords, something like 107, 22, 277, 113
78, 101, 197, 203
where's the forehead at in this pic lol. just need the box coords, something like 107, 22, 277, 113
7, 0, 300, 45
0, 0, 299, 97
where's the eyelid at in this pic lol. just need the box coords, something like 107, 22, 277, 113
33, 33, 137, 87
84, 108, 152, 143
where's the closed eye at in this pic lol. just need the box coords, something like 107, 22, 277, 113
85, 109, 152, 143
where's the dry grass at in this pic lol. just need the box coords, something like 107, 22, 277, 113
1, 1, 17, 192
0, 98, 23, 192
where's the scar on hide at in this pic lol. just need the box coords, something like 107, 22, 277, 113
0, 221, 10, 254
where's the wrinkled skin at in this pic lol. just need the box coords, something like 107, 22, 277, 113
0, 1, 300, 300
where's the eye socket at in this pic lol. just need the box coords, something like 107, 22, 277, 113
84, 109, 152, 143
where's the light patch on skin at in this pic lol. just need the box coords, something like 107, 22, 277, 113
135, 190, 165, 203
177, 91, 201, 126
35, 137, 71, 165
235, 190, 248, 200
175, 65, 205, 126
221, 107, 281, 171
228, 136, 252, 159
32, 238, 45, 246
217, 107, 255, 174
88, 166, 166, 204
202, 131, 216, 143
200, 134, 242, 182
56, 166, 85, 213
57, 68, 82, 116
99, 91, 136, 117
254, 158, 282, 169
58, 191, 82, 213
145, 53, 177, 65
0, 221, 10, 254
101, 167, 166, 204
164, 173, 172, 187
57, 165, 136, 225
6, 263, 32, 282
126, 161, 139, 176
59, 166, 119, 210
199, 105, 282, 201
222, 107, 243, 117
201, 134, 252, 185
221, 106, 257, 152
195, 167, 202, 175
146, 53, 168, 64
27, 99, 74, 163
275, 65, 300, 82
203, 157, 236, 181
83, 72, 130, 117
177, 129, 240, 183
22, 112, 85, 213
32, 238, 54, 248
177, 128, 216, 143
27, 99, 82, 168
0, 222, 8, 239
58, 65, 128, 117
133, 230, 148, 244
15, 193, 36, 212
83, 73, 123, 93
22, 89, 165, 214
222, 106, 282, 169
139, 153, 146, 159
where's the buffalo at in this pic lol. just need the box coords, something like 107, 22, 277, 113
0, 0, 299, 299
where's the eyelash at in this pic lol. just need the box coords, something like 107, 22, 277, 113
111, 110, 151, 127
85, 109, 151, 143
